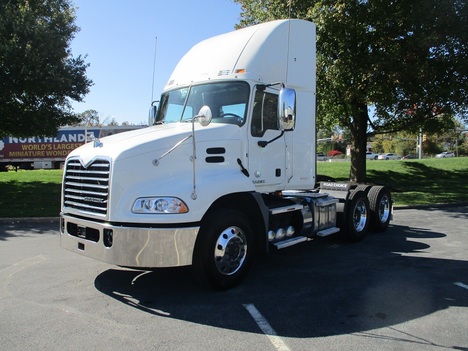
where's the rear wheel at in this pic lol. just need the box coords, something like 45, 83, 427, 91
343, 190, 370, 242
192, 209, 254, 290
368, 186, 392, 232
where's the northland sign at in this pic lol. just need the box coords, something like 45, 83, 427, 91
0, 129, 100, 161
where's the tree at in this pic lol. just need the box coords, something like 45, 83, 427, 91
233, 0, 468, 182
78, 109, 101, 127
0, 0, 92, 138
459, 134, 468, 156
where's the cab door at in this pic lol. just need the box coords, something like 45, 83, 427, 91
248, 89, 286, 191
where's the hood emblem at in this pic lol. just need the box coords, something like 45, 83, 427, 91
93, 139, 103, 148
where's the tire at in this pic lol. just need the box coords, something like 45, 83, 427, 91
192, 209, 255, 290
342, 190, 370, 242
368, 186, 392, 232
354, 184, 371, 194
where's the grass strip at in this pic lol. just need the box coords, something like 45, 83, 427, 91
318, 157, 468, 206
0, 170, 62, 218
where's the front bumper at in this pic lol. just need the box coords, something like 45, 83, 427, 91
60, 214, 199, 268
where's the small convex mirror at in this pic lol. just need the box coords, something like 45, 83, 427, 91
197, 105, 212, 126
278, 88, 296, 131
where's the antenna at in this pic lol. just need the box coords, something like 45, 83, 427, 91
151, 36, 158, 103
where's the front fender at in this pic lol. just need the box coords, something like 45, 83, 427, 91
188, 167, 256, 219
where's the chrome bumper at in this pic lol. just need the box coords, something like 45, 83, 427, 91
60, 215, 199, 268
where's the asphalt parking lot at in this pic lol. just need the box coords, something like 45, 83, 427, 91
1, 206, 467, 351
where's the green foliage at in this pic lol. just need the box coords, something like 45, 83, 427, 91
372, 134, 418, 155
459, 138, 468, 156
372, 138, 384, 154
0, 0, 93, 138
423, 138, 442, 155
78, 109, 100, 126
234, 0, 310, 28
395, 139, 415, 157
381, 139, 396, 153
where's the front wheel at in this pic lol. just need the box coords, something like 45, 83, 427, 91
192, 209, 255, 290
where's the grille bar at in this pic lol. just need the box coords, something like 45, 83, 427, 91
63, 158, 110, 216
64, 169, 110, 176
65, 181, 108, 190
65, 188, 107, 197
64, 200, 108, 212
66, 175, 109, 182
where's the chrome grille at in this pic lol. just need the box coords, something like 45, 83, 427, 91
63, 158, 110, 215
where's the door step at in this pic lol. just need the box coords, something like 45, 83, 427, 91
273, 236, 308, 249
316, 227, 340, 237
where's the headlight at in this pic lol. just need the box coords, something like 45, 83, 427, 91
132, 197, 189, 214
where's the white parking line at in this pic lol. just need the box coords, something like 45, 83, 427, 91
454, 282, 468, 290
243, 303, 292, 351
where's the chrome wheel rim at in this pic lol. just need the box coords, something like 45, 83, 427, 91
214, 226, 247, 275
379, 194, 391, 223
353, 199, 368, 232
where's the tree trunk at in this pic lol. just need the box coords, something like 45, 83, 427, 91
349, 101, 368, 183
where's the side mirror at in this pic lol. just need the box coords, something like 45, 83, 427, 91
148, 101, 158, 126
278, 88, 296, 131
196, 105, 212, 126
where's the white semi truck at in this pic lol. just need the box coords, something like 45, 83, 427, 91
60, 19, 392, 289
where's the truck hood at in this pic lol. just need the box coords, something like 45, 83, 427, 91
67, 123, 240, 167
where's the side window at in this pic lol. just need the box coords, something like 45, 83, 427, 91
251, 91, 278, 137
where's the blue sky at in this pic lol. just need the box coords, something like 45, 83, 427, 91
70, 0, 242, 125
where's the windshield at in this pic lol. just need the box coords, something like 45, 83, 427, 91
156, 81, 250, 126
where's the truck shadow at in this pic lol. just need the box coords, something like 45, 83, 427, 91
94, 215, 468, 339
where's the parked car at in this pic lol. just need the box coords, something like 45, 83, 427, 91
316, 153, 329, 161
402, 154, 418, 160
378, 153, 401, 160
366, 152, 379, 160
435, 151, 455, 158
327, 150, 343, 157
